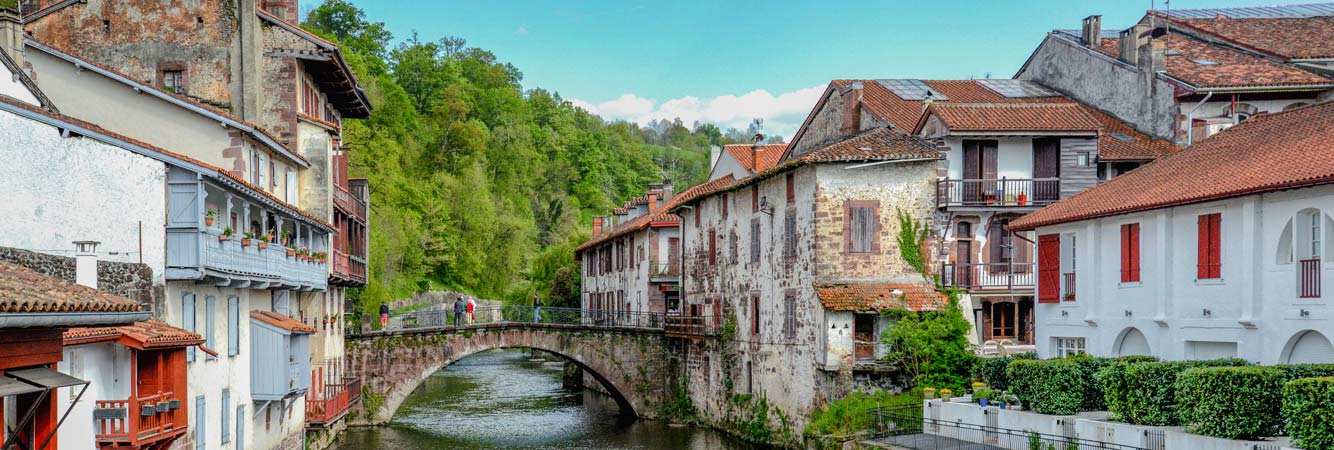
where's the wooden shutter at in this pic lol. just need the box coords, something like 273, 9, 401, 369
963, 141, 981, 179
750, 220, 761, 263
1208, 215, 1221, 278
184, 293, 196, 362
1121, 223, 1141, 282
236, 405, 245, 450
784, 210, 796, 261
205, 296, 216, 360
752, 186, 759, 211
1038, 234, 1061, 303
222, 389, 231, 443
228, 296, 240, 356
195, 395, 206, 450
981, 141, 999, 180
708, 230, 716, 265
989, 221, 1005, 265
1198, 213, 1221, 279
786, 173, 795, 204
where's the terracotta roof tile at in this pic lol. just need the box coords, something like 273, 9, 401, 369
1084, 106, 1182, 161
1011, 100, 1334, 230
1168, 14, 1334, 60
251, 310, 317, 334
833, 79, 1072, 131
576, 176, 736, 254
64, 320, 204, 348
816, 282, 945, 312
1081, 34, 1329, 90
723, 143, 788, 173
924, 103, 1101, 132
0, 261, 142, 313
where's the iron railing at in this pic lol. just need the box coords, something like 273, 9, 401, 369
374, 306, 668, 333
868, 407, 1149, 450
1063, 272, 1077, 301
940, 262, 1036, 291
665, 314, 723, 337
1300, 258, 1321, 298
937, 178, 1061, 208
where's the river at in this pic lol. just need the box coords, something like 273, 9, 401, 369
332, 349, 761, 450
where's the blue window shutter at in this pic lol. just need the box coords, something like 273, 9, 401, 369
206, 296, 217, 360
236, 405, 246, 450
184, 293, 196, 362
228, 296, 240, 356
222, 389, 231, 443
195, 395, 205, 450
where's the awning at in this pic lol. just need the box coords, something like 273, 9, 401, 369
0, 367, 90, 450
0, 376, 44, 397
6, 367, 88, 389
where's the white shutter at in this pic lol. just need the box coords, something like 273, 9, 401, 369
286, 170, 299, 204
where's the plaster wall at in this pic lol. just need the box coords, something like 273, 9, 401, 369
0, 59, 40, 105
1033, 183, 1334, 364
57, 342, 132, 450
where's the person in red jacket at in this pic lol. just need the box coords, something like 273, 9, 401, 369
466, 296, 476, 325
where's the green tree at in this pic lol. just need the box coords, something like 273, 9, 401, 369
882, 293, 977, 392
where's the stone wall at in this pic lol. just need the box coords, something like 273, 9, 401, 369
0, 246, 158, 308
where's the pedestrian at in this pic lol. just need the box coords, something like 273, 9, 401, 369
379, 302, 390, 329
453, 296, 466, 327
466, 296, 476, 325
532, 292, 542, 323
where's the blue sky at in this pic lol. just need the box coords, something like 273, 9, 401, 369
338, 0, 1283, 138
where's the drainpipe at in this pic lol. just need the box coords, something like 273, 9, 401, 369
1184, 91, 1213, 145
0, 312, 152, 328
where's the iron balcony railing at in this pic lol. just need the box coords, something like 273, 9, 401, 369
1062, 272, 1077, 301
939, 262, 1035, 291
665, 314, 722, 337
937, 178, 1060, 208
362, 306, 668, 334
1300, 258, 1321, 298
868, 407, 1150, 450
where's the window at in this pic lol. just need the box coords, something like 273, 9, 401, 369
750, 219, 761, 263
783, 209, 797, 263
722, 193, 729, 219
956, 221, 971, 238
270, 161, 278, 189
1197, 213, 1221, 279
1311, 212, 1322, 259
991, 302, 1016, 338
751, 185, 759, 212
1120, 223, 1141, 282
843, 201, 880, 254
750, 293, 760, 336
195, 395, 206, 450
1054, 337, 1086, 357
694, 207, 700, 227
786, 173, 796, 204
162, 70, 184, 93
708, 229, 717, 266
236, 405, 246, 450
222, 389, 231, 443
183, 293, 197, 362
205, 296, 216, 360
228, 295, 240, 356
783, 292, 796, 342
1038, 234, 1060, 303
1062, 234, 1077, 301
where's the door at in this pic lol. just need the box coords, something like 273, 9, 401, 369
1032, 138, 1060, 202
854, 314, 876, 361
956, 240, 973, 288
962, 140, 998, 203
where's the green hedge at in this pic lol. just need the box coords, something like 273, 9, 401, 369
1278, 364, 1334, 383
1175, 366, 1283, 440
975, 352, 1036, 391
1007, 359, 1083, 415
1096, 358, 1249, 425
1283, 377, 1334, 450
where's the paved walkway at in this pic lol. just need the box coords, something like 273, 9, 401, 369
863, 433, 1003, 450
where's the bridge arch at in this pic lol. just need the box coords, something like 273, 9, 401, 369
346, 324, 670, 425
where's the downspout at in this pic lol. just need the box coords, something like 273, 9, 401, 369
1183, 91, 1213, 145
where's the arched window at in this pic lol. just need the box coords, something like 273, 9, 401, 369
1278, 219, 1294, 264
1297, 209, 1324, 261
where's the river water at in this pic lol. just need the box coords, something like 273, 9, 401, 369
332, 349, 760, 450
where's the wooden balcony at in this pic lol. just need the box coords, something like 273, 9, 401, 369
333, 183, 368, 222
937, 178, 1060, 209
168, 228, 328, 290
94, 393, 186, 449
940, 262, 1036, 292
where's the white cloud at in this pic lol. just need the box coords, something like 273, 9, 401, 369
514, 26, 529, 35
570, 84, 826, 141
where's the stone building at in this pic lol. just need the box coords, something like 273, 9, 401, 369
1016, 4, 1334, 148
672, 126, 944, 434
577, 180, 688, 318
707, 142, 787, 181
1011, 100, 1334, 364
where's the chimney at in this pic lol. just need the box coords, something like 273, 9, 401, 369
1082, 15, 1102, 46
593, 217, 604, 236
73, 241, 100, 289
709, 145, 721, 170
0, 1, 22, 70
661, 178, 673, 201
1119, 24, 1151, 66
750, 133, 764, 172
647, 192, 659, 213
841, 82, 863, 136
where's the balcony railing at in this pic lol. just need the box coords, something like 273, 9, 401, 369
649, 261, 681, 279
665, 314, 722, 338
1062, 272, 1076, 301
183, 228, 328, 290
937, 178, 1060, 208
1300, 258, 1321, 298
939, 262, 1035, 291
333, 184, 368, 221
332, 250, 367, 284
94, 393, 185, 447
306, 375, 361, 426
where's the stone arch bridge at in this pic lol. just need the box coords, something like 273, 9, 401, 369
345, 322, 675, 424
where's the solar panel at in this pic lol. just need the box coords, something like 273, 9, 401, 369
1111, 133, 1135, 142
877, 79, 948, 101
1189, 59, 1219, 66
976, 79, 1061, 98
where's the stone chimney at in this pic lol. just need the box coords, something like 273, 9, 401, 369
661, 178, 673, 201
73, 241, 100, 289
841, 82, 863, 136
593, 217, 604, 236
647, 192, 659, 213
0, 1, 22, 70
1082, 15, 1102, 46
709, 145, 721, 170
1119, 24, 1150, 66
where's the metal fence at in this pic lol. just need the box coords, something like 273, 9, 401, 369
365, 306, 667, 333
867, 407, 1148, 450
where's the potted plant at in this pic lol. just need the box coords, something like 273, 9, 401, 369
266, 228, 276, 243
220, 227, 233, 242
242, 232, 254, 247
281, 231, 291, 246
940, 388, 953, 402
286, 246, 296, 258
314, 251, 327, 263
205, 206, 218, 227
257, 235, 268, 250
924, 387, 937, 399
975, 387, 993, 407
1063, 292, 1076, 301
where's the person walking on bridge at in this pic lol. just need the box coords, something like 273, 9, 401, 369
532, 292, 542, 323
379, 302, 390, 329
466, 296, 476, 325
453, 296, 466, 327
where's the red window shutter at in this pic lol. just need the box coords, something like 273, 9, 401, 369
1120, 225, 1130, 282
1038, 234, 1061, 303
1208, 214, 1221, 278
1197, 215, 1210, 279
1129, 224, 1141, 282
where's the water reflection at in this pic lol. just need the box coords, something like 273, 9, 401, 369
333, 349, 759, 450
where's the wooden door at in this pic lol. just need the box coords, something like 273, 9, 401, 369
854, 314, 876, 361
963, 141, 981, 202
956, 240, 973, 288
1032, 138, 1060, 202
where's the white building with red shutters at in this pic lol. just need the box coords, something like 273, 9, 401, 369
1010, 101, 1334, 364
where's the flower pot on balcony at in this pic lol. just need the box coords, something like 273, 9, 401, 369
205, 216, 215, 227
241, 238, 251, 247
219, 234, 230, 242
287, 249, 295, 257
258, 242, 268, 250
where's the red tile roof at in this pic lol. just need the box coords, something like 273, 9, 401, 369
1083, 105, 1182, 161
64, 320, 204, 349
1011, 100, 1334, 230
816, 282, 946, 312
832, 79, 1072, 131
1084, 34, 1330, 90
1166, 14, 1334, 60
920, 103, 1101, 133
0, 261, 142, 313
576, 176, 735, 254
251, 310, 317, 334
723, 143, 788, 173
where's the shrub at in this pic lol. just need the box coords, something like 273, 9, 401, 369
1068, 355, 1117, 411
1008, 359, 1083, 415
1277, 364, 1334, 383
1175, 366, 1283, 440
1283, 377, 1334, 450
804, 390, 922, 438
975, 352, 1036, 391
1097, 358, 1250, 425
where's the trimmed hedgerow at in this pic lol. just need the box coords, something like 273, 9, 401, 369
1283, 377, 1334, 450
1175, 366, 1283, 440
1007, 359, 1083, 415
974, 352, 1036, 391
1069, 355, 1116, 411
1277, 364, 1334, 383
1096, 358, 1249, 425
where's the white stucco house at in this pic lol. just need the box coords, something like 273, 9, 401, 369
1011, 101, 1334, 364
